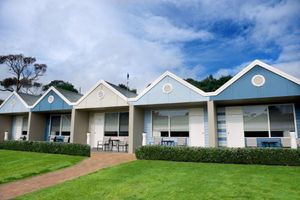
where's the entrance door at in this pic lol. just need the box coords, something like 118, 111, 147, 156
93, 113, 105, 148
189, 108, 205, 147
226, 106, 245, 147
14, 116, 23, 140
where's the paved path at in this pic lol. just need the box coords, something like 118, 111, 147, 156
0, 152, 136, 200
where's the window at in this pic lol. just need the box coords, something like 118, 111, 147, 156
104, 112, 129, 137
244, 106, 269, 137
152, 110, 189, 137
50, 114, 71, 136
22, 116, 28, 135
269, 105, 295, 137
119, 113, 129, 136
243, 104, 296, 138
61, 115, 71, 136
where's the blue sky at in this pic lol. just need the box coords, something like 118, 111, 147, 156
0, 0, 299, 98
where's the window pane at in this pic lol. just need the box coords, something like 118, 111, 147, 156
243, 106, 268, 137
269, 105, 295, 137
104, 113, 118, 136
61, 115, 71, 136
152, 111, 169, 137
170, 110, 189, 137
119, 112, 129, 136
50, 116, 61, 136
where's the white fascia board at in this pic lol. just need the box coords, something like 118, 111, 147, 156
209, 59, 300, 96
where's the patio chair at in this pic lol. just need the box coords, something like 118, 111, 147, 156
245, 138, 257, 147
97, 140, 105, 151
63, 136, 70, 143
153, 137, 161, 145
48, 135, 56, 142
177, 137, 187, 146
102, 137, 111, 151
281, 138, 291, 148
118, 137, 128, 152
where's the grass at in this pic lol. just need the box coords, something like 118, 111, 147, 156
0, 150, 84, 184
18, 160, 300, 200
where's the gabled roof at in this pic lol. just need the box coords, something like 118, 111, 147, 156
18, 93, 41, 106
0, 91, 40, 109
208, 60, 300, 96
106, 82, 137, 98
55, 87, 83, 103
130, 71, 208, 101
76, 80, 136, 105
32, 86, 83, 108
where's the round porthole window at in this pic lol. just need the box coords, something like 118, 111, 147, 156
98, 90, 105, 99
251, 74, 265, 87
162, 83, 173, 93
48, 95, 54, 104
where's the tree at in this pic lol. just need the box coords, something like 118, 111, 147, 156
118, 84, 137, 93
186, 75, 232, 92
43, 80, 79, 93
0, 54, 47, 93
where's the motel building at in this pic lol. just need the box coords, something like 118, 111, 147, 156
0, 60, 299, 152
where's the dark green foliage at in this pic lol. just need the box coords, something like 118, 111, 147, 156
186, 75, 232, 92
118, 84, 137, 93
136, 146, 300, 166
43, 80, 79, 93
0, 141, 90, 157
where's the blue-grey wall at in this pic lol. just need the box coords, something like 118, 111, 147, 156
211, 65, 300, 101
133, 75, 208, 105
0, 94, 29, 114
32, 90, 72, 112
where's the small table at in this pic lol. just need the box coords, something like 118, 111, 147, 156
161, 140, 175, 146
109, 139, 120, 151
262, 141, 278, 147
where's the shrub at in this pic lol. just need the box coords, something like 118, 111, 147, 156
0, 140, 90, 157
135, 146, 300, 166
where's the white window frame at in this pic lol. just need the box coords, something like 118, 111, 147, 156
104, 112, 129, 137
151, 109, 190, 138
244, 103, 297, 138
49, 114, 71, 136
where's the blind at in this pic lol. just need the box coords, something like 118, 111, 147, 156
152, 111, 168, 132
61, 115, 71, 132
119, 112, 129, 132
105, 113, 118, 132
170, 111, 189, 131
243, 106, 268, 132
22, 116, 28, 131
269, 105, 295, 132
50, 116, 61, 135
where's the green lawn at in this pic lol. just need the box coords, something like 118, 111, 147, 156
18, 160, 300, 200
0, 150, 84, 184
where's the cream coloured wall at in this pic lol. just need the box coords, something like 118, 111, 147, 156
28, 112, 46, 141
0, 115, 12, 141
75, 83, 128, 109
189, 108, 205, 147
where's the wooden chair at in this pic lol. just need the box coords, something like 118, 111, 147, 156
153, 137, 161, 145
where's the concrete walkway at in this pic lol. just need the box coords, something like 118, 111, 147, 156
0, 152, 136, 200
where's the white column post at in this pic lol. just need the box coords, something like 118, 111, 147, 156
290, 132, 297, 149
142, 133, 147, 146
4, 131, 8, 141
87, 132, 91, 146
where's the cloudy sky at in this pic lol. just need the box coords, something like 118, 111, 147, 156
0, 0, 300, 99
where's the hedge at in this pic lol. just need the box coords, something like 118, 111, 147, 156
0, 140, 90, 157
135, 146, 300, 166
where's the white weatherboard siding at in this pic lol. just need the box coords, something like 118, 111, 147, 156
189, 108, 205, 147
89, 112, 105, 148
225, 106, 245, 147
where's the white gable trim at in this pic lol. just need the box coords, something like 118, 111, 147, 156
31, 86, 74, 108
209, 60, 300, 96
75, 80, 128, 105
129, 71, 208, 102
0, 92, 31, 110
